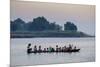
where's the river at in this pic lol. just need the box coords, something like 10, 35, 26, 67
10, 37, 95, 66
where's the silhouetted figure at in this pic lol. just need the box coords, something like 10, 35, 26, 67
62, 47, 65, 52
64, 46, 68, 52
38, 45, 42, 53
74, 46, 76, 50
27, 43, 32, 54
64, 46, 67, 49
59, 47, 62, 52
51, 47, 55, 52
43, 48, 46, 52
68, 44, 72, 50
34, 45, 37, 53
47, 48, 49, 52
56, 45, 59, 52
48, 46, 52, 52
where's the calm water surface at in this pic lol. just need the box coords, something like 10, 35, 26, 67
10, 38, 95, 66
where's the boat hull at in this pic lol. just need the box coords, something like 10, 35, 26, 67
27, 49, 80, 54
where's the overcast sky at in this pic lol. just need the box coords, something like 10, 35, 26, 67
11, 0, 95, 35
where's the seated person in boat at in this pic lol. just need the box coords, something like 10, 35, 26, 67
68, 44, 73, 50
74, 46, 76, 50
48, 46, 52, 52
43, 48, 46, 52
27, 43, 32, 53
38, 45, 42, 52
48, 46, 55, 52
62, 46, 67, 52
58, 47, 62, 52
51, 47, 55, 52
47, 48, 49, 52
34, 45, 37, 53
56, 45, 59, 52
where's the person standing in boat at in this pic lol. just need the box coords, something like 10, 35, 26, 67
27, 43, 32, 53
34, 45, 37, 53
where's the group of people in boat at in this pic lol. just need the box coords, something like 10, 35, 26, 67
27, 43, 80, 54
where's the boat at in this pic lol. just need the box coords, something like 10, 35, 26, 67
27, 48, 80, 54
27, 44, 80, 54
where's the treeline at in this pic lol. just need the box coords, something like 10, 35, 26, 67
10, 16, 77, 32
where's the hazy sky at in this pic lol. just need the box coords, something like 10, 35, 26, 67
11, 0, 95, 35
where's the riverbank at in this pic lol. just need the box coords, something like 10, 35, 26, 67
10, 31, 94, 38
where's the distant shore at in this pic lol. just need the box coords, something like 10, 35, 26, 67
10, 31, 94, 38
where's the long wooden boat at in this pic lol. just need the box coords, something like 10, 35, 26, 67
27, 49, 80, 54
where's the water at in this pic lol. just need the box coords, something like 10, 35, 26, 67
10, 37, 95, 66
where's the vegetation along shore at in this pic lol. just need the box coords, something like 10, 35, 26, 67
10, 16, 94, 38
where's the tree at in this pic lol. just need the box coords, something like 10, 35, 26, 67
29, 16, 49, 31
10, 21, 17, 31
25, 21, 33, 31
10, 18, 25, 31
49, 22, 62, 31
64, 21, 77, 32
10, 17, 62, 32
49, 22, 56, 30
55, 24, 62, 31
